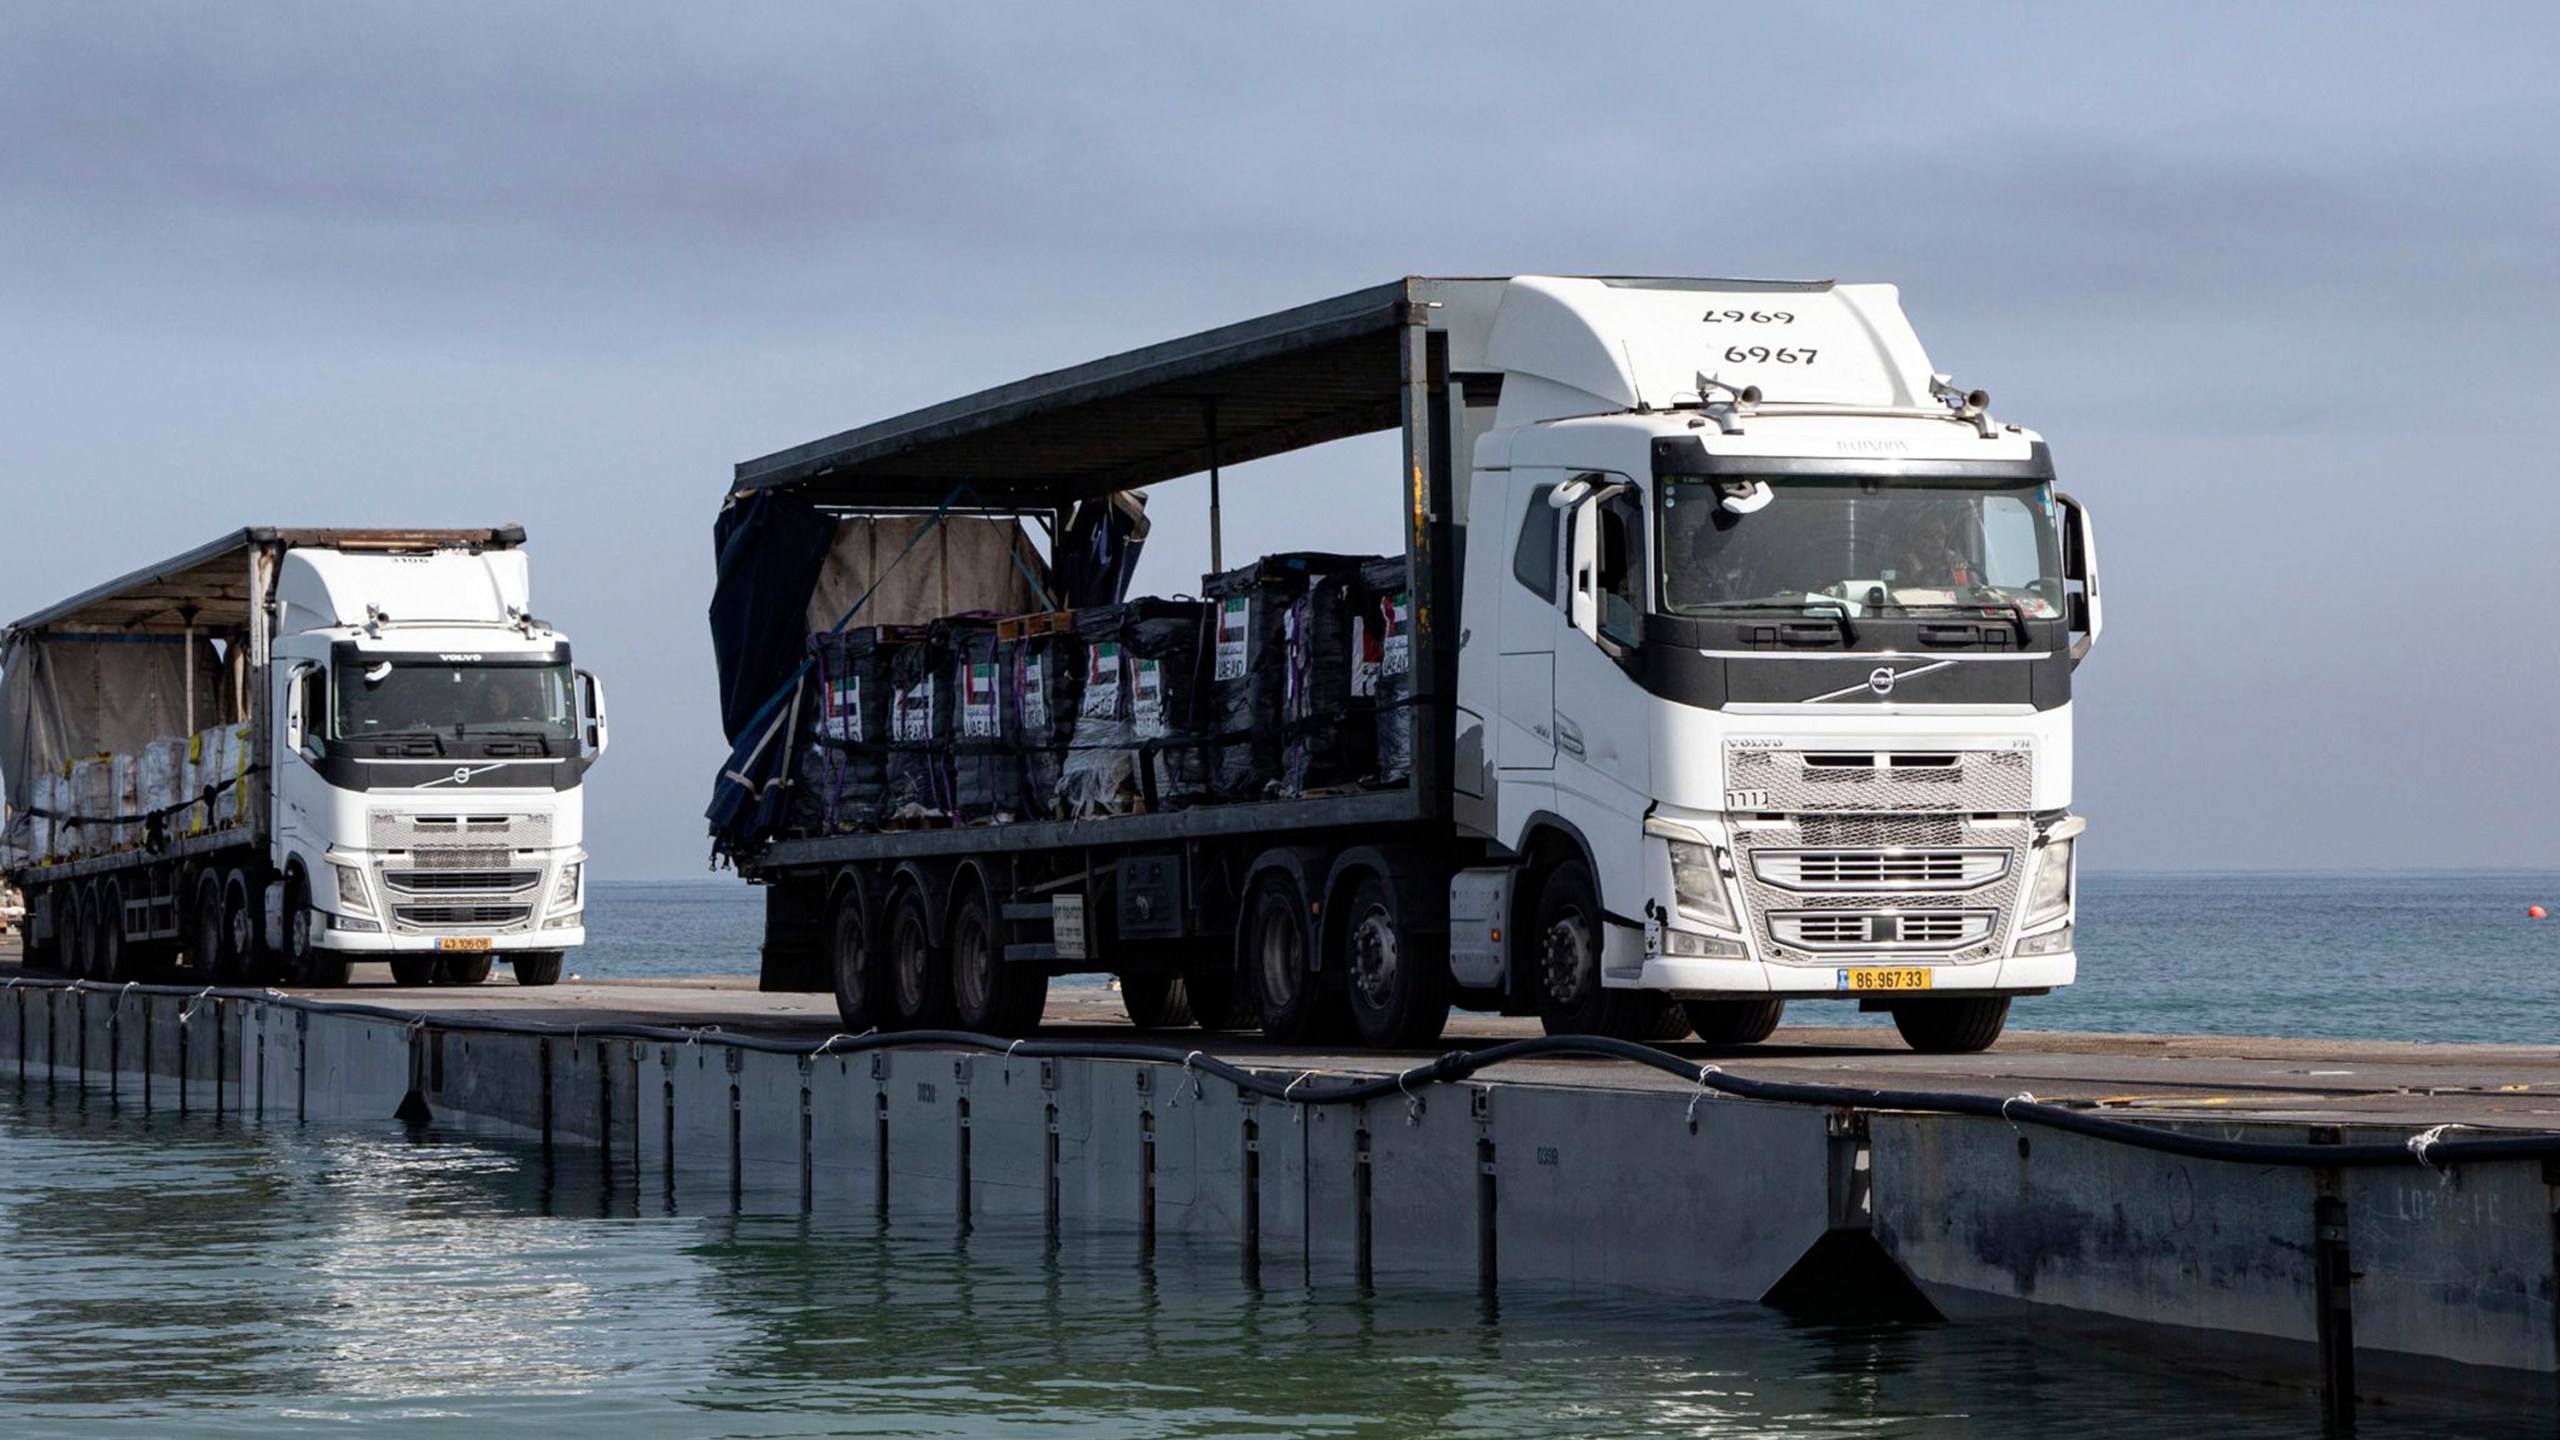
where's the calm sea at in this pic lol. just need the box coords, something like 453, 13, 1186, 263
582, 872, 2560, 1045
0, 1088, 2534, 1438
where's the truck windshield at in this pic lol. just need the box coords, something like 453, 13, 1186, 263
334, 660, 576, 740
1658, 475, 2065, 618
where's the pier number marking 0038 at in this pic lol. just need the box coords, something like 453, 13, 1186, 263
1726, 788, 1770, 811
1724, 346, 1818, 365
1536, 1146, 1560, 1167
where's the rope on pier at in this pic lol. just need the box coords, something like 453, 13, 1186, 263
13, 976, 2558, 1171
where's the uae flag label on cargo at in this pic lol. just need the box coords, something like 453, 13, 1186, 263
822, 673, 862, 743
1081, 642, 1121, 720
1020, 652, 1048, 733
892, 681, 933, 742
1131, 657, 1168, 738
961, 663, 999, 738
1379, 591, 1412, 676
1214, 596, 1250, 681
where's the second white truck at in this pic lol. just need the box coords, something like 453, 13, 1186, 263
1, 527, 607, 987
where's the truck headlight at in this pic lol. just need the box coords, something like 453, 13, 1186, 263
332, 863, 372, 916
2025, 838, 2073, 925
1666, 839, 1732, 927
552, 862, 582, 909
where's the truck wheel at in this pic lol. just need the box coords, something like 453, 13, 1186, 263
510, 952, 565, 987
97, 879, 132, 983
390, 957, 437, 987
194, 872, 242, 984
282, 871, 350, 988
222, 870, 266, 984
65, 885, 97, 980
827, 884, 887, 1030
886, 886, 951, 1029
948, 886, 1044, 1037
1245, 870, 1341, 1044
1684, 998, 1785, 1046
1340, 873, 1451, 1048
439, 955, 495, 985
1118, 973, 1194, 1029
1533, 859, 1678, 1042
1890, 997, 2009, 1054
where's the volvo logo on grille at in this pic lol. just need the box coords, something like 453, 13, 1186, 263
1804, 659, 1959, 705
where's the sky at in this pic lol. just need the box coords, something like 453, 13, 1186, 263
2, 4, 2555, 879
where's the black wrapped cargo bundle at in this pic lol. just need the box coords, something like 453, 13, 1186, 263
1202, 553, 1372, 802
1354, 556, 1415, 786
1057, 599, 1206, 816
1281, 567, 1374, 795
798, 626, 907, 833
1004, 621, 1085, 822
883, 628, 956, 821
947, 622, 1028, 823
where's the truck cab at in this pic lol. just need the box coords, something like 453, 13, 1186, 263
1454, 279, 2097, 1049
267, 545, 606, 982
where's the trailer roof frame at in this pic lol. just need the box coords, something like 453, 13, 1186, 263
5, 526, 527, 638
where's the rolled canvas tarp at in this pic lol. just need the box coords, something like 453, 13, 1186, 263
802, 516, 1048, 635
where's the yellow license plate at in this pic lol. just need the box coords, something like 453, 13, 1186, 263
437, 937, 495, 953
1838, 966, 1933, 992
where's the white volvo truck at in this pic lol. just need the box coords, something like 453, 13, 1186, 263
1, 528, 607, 988
720, 276, 2097, 1052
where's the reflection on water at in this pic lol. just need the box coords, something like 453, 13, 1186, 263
0, 1081, 2536, 1438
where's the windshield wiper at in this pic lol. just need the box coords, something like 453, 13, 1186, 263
1703, 596, 1858, 643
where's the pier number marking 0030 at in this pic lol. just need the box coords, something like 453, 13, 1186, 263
1724, 346, 1818, 365
1726, 788, 1770, 811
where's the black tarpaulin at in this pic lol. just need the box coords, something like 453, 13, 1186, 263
709, 490, 837, 745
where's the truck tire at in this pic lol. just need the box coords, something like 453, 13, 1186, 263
1244, 869, 1342, 1044
390, 957, 438, 987
439, 954, 495, 985
98, 878, 132, 983
1339, 872, 1450, 1048
827, 884, 887, 1030
1533, 859, 1678, 1041
1118, 973, 1195, 1029
65, 884, 97, 980
1684, 998, 1785, 1046
282, 870, 350, 988
886, 884, 951, 1029
194, 871, 244, 984
949, 885, 1045, 1037
1890, 997, 2009, 1054
510, 952, 564, 987
221, 870, 264, 985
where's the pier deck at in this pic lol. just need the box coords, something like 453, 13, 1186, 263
3, 945, 2555, 1420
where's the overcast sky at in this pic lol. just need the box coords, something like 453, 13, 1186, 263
3, 4, 2554, 878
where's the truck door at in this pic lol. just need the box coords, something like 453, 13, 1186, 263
1550, 476, 1654, 888
1496, 475, 1562, 776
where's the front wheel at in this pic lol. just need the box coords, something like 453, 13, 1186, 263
439, 954, 495, 985
390, 957, 438, 987
1532, 859, 1679, 1041
1118, 972, 1195, 1030
1890, 996, 2010, 1054
283, 871, 350, 988
510, 952, 565, 987
1684, 998, 1785, 1046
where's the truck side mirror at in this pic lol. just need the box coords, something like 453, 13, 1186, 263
2057, 491, 2102, 663
577, 669, 610, 758
1565, 495, 1600, 641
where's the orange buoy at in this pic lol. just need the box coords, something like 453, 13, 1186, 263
2531, 906, 2548, 919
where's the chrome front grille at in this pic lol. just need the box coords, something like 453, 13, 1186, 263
382, 869, 541, 895
392, 904, 531, 929
1770, 910, 1996, 951
367, 811, 553, 851
1732, 814, 2032, 965
1726, 744, 2032, 814
1752, 848, 2008, 891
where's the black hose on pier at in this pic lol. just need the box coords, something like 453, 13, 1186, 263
10, 976, 2543, 1171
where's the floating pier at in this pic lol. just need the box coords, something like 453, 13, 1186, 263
2, 955, 2554, 1423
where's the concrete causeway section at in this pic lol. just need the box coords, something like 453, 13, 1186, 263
3, 962, 2554, 1419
